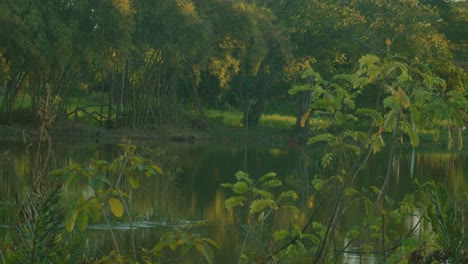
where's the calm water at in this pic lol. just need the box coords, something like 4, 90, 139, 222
0, 136, 466, 263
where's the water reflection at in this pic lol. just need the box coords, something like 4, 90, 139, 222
0, 138, 466, 263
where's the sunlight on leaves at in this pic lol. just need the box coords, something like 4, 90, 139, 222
109, 198, 124, 218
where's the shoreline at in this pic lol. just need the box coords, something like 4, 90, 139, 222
1, 122, 466, 151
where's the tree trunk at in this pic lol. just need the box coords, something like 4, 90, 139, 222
107, 73, 114, 128
295, 90, 312, 132
243, 98, 264, 128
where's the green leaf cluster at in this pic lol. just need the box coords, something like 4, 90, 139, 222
222, 171, 298, 218
148, 224, 219, 264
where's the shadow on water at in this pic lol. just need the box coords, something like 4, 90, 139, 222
0, 137, 466, 263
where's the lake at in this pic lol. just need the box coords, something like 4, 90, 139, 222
0, 135, 466, 263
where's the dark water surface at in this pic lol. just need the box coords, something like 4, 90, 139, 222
0, 136, 466, 263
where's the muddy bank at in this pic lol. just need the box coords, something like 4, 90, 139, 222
0, 122, 305, 148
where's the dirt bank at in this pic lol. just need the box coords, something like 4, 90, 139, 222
0, 121, 303, 148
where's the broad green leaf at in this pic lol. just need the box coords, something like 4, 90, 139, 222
64, 173, 80, 189
151, 165, 164, 175
89, 178, 100, 191
253, 189, 273, 199
301, 68, 317, 79
344, 143, 361, 155
373, 135, 385, 154
203, 238, 219, 249
368, 64, 380, 79
234, 171, 253, 185
307, 133, 334, 145
119, 144, 137, 154
225, 196, 247, 209
273, 230, 289, 241
109, 198, 124, 218
344, 188, 360, 196
288, 84, 313, 95
180, 233, 193, 245
343, 98, 356, 109
65, 209, 79, 232
321, 153, 333, 168
407, 124, 419, 147
262, 179, 282, 188
397, 87, 410, 108
130, 156, 145, 167
278, 191, 299, 201
128, 175, 140, 189
95, 174, 112, 185
291, 224, 303, 238
259, 172, 277, 182
199, 243, 214, 264
169, 240, 178, 251
258, 211, 265, 221
312, 178, 326, 191
359, 54, 380, 66
233, 181, 249, 194
368, 186, 382, 196
347, 227, 361, 239
76, 212, 89, 231
397, 73, 411, 83
332, 74, 353, 82
220, 183, 233, 188
93, 160, 110, 167
302, 234, 321, 244
281, 205, 299, 215
352, 77, 368, 89
249, 199, 275, 214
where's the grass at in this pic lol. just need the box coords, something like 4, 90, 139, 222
205, 109, 298, 129
260, 113, 296, 129
205, 109, 243, 127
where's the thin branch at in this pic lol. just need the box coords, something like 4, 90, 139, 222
101, 206, 121, 256
240, 225, 278, 264
113, 154, 138, 261
331, 216, 422, 257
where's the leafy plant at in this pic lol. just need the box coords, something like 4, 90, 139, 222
11, 187, 67, 264
51, 144, 218, 263
417, 181, 468, 263
222, 171, 326, 263
143, 222, 219, 264
286, 53, 464, 263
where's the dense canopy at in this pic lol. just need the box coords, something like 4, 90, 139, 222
0, 0, 466, 129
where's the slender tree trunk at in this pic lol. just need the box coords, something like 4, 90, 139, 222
107, 73, 114, 128
119, 62, 126, 126
295, 90, 312, 131
100, 81, 104, 127
184, 78, 205, 119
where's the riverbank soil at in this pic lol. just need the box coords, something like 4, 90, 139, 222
0, 120, 311, 149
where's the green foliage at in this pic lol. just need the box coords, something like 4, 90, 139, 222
146, 223, 219, 264
52, 144, 164, 231
49, 144, 217, 263
12, 188, 65, 263
223, 171, 297, 218
222, 170, 334, 263
0, 0, 465, 131
285, 52, 466, 262
417, 181, 468, 263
